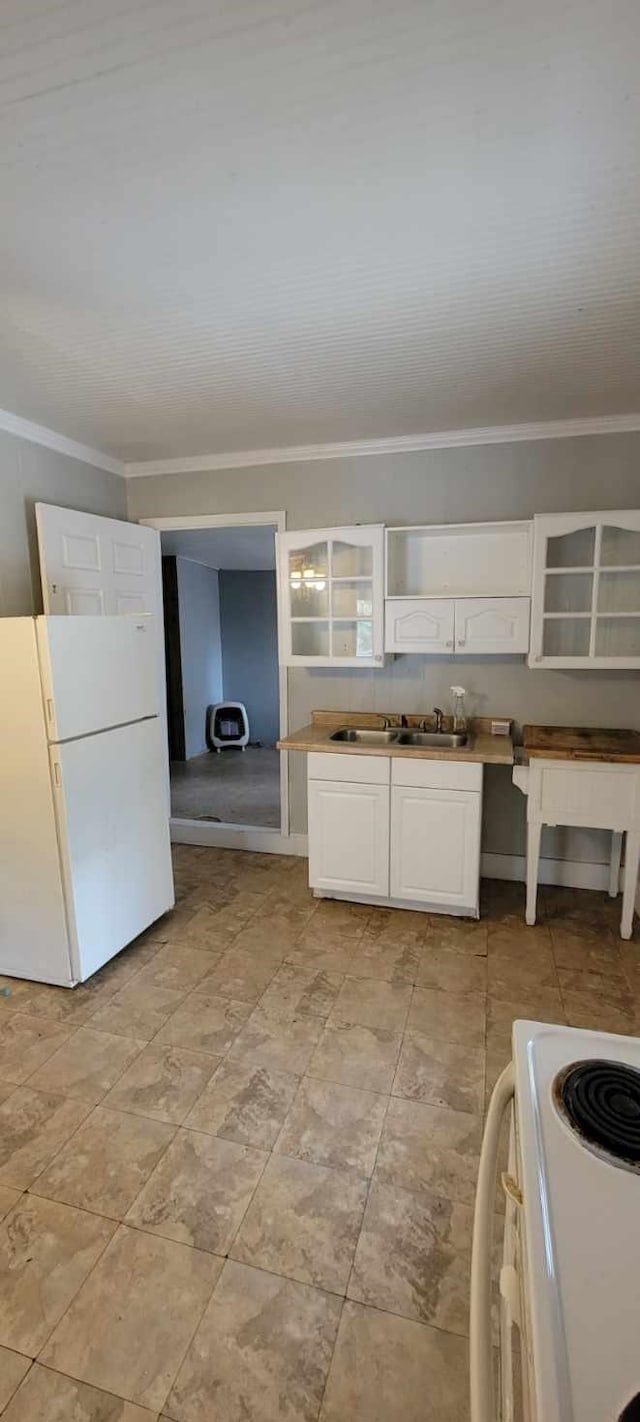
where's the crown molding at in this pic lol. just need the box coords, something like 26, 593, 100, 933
124, 413, 640, 477
0, 407, 125, 476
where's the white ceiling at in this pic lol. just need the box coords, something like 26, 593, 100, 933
161, 525, 276, 570
2, 0, 640, 464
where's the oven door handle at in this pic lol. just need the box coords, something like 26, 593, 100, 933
470, 1062, 515, 1422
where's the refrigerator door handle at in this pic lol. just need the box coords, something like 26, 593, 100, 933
53, 761, 62, 788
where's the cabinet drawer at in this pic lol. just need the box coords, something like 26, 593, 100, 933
308, 751, 390, 785
391, 757, 482, 792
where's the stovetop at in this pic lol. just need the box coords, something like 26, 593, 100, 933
512, 1021, 640, 1422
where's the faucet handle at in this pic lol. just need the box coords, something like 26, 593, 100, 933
433, 706, 444, 733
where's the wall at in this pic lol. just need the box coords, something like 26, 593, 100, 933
0, 429, 127, 616
219, 570, 280, 745
175, 557, 223, 758
127, 432, 640, 863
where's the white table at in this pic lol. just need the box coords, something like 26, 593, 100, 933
513, 758, 640, 939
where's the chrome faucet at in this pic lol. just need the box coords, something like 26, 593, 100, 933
400, 714, 409, 728
433, 707, 444, 734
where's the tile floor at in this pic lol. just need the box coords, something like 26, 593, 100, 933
170, 747, 281, 826
0, 847, 638, 1421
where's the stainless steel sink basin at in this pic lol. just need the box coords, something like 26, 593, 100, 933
329, 727, 400, 745
396, 730, 469, 749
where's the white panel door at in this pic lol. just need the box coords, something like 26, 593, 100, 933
454, 597, 530, 654
384, 598, 455, 653
51, 718, 174, 981
36, 503, 160, 616
390, 785, 481, 909
37, 615, 158, 742
308, 779, 390, 896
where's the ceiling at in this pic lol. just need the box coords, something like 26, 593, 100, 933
160, 525, 276, 570
2, 0, 640, 464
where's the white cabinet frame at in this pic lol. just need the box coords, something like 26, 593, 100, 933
529, 509, 640, 669
277, 524, 385, 668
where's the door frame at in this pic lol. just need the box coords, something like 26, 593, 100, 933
140, 512, 297, 854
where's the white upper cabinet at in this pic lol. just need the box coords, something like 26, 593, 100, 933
277, 525, 385, 667
385, 599, 454, 654
530, 511, 640, 668
454, 597, 530, 655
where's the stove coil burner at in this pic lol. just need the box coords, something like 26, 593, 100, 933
555, 1059, 640, 1169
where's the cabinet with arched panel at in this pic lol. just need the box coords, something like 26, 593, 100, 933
529, 511, 640, 668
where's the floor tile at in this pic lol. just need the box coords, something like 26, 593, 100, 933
0, 1089, 90, 1191
375, 1097, 481, 1206
154, 993, 253, 1056
556, 966, 631, 1007
416, 946, 487, 995
364, 907, 427, 945
259, 965, 344, 1018
275, 1077, 387, 1177
311, 901, 369, 939
392, 1031, 484, 1114
1, 1364, 156, 1420
229, 1007, 324, 1075
126, 1128, 266, 1254
22, 985, 105, 1027
0, 1191, 20, 1225
348, 1179, 472, 1334
0, 1195, 114, 1355
318, 1299, 469, 1422
0, 1016, 72, 1086
331, 977, 412, 1033
348, 936, 420, 984
308, 1019, 402, 1093
167, 1258, 341, 1422
424, 918, 488, 955
102, 1045, 218, 1125
285, 938, 358, 975
0, 1348, 30, 1413
88, 986, 187, 1041
407, 987, 485, 1047
40, 1225, 220, 1413
185, 1059, 299, 1148
230, 1153, 367, 1294
32, 1105, 175, 1218
196, 950, 279, 1002
0, 980, 41, 1014
487, 952, 559, 999
233, 918, 300, 956
486, 990, 565, 1042
26, 1029, 145, 1105
561, 992, 638, 1035
487, 923, 553, 958
130, 946, 216, 993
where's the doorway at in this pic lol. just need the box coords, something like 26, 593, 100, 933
143, 513, 288, 842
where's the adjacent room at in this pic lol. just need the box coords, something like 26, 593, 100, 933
159, 524, 281, 828
1, 3, 640, 1422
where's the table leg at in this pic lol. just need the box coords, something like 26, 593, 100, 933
621, 831, 640, 940
525, 820, 542, 926
609, 831, 623, 898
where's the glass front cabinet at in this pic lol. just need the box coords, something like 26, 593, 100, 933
529, 510, 640, 668
276, 525, 385, 666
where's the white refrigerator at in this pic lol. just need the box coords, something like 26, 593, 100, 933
0, 614, 174, 986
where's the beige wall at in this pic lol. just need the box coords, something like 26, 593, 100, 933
0, 430, 127, 617
127, 432, 640, 865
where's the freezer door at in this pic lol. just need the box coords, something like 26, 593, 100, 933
51, 717, 174, 980
37, 614, 159, 741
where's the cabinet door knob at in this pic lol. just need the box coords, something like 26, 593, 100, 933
446, 639, 453, 647
458, 639, 466, 646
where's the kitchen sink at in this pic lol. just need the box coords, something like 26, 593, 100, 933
329, 727, 400, 745
395, 730, 469, 748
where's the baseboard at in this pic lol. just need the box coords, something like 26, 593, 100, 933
170, 820, 309, 857
481, 851, 621, 892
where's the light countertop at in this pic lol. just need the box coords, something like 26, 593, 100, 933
278, 710, 514, 766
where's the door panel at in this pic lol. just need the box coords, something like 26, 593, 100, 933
390, 785, 481, 908
308, 780, 390, 896
51, 718, 174, 980
385, 599, 454, 653
454, 597, 530, 654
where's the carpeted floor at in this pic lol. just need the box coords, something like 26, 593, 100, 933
170, 746, 281, 827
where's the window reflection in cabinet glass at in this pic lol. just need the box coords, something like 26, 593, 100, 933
595, 617, 640, 658
288, 541, 329, 617
546, 526, 596, 568
600, 526, 640, 567
332, 581, 374, 618
544, 572, 593, 613
598, 570, 640, 614
291, 622, 330, 657
331, 541, 373, 577
332, 620, 374, 658
542, 617, 590, 657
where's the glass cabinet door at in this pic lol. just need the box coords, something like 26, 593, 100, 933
278, 526, 384, 666
531, 512, 640, 667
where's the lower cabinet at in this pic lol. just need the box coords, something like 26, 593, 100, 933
389, 784, 481, 908
308, 778, 390, 897
307, 751, 483, 914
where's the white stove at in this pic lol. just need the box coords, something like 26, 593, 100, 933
471, 1021, 640, 1422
